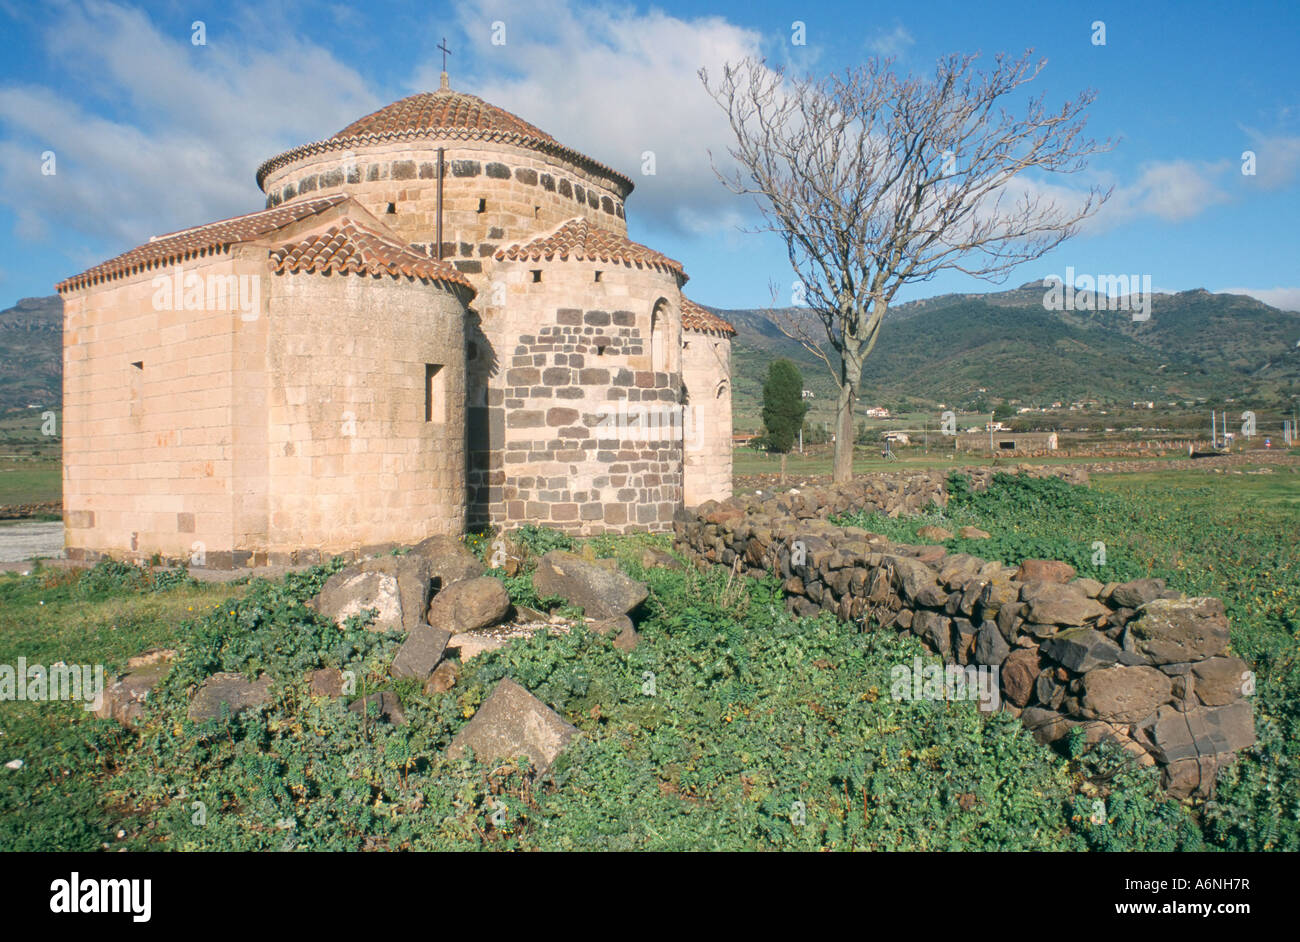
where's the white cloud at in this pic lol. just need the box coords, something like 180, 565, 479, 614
867, 24, 914, 59
0, 1, 378, 264
1083, 159, 1231, 231
1239, 128, 1300, 190
426, 0, 764, 234
1220, 287, 1300, 312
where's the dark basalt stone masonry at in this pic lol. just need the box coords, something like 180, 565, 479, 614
467, 307, 682, 533
265, 157, 626, 219
673, 472, 1258, 800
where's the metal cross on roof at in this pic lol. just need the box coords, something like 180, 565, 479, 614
437, 37, 451, 72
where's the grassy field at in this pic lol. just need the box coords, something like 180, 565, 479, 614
0, 459, 60, 506
0, 467, 1295, 851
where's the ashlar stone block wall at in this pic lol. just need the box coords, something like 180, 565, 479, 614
62, 249, 266, 567
469, 258, 685, 533
263, 270, 471, 562
681, 330, 732, 506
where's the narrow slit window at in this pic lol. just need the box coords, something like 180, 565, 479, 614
594, 270, 602, 282
477, 198, 487, 213
531, 269, 542, 283
425, 364, 445, 423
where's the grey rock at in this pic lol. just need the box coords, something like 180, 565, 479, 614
1109, 578, 1168, 609
1140, 701, 1255, 763
1127, 597, 1230, 665
95, 660, 172, 726
533, 551, 648, 619
446, 678, 578, 773
188, 672, 272, 722
411, 534, 486, 586
348, 691, 405, 725
1021, 707, 1079, 744
1191, 656, 1251, 706
316, 554, 432, 633
975, 619, 1011, 666
1080, 664, 1172, 724
426, 576, 511, 633
390, 624, 453, 681
1021, 582, 1109, 627
1040, 627, 1121, 673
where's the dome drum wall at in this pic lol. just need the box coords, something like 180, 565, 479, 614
261, 140, 629, 280
467, 258, 686, 534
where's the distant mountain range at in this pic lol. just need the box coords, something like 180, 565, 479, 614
718, 282, 1300, 428
0, 295, 61, 414
4, 284, 1298, 425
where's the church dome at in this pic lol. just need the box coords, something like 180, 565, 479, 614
256, 76, 633, 196
332, 86, 557, 144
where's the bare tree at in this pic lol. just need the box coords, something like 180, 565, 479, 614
701, 52, 1114, 483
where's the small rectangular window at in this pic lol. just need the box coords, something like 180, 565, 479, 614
531, 270, 542, 283
425, 364, 445, 423
594, 270, 602, 282
477, 198, 487, 213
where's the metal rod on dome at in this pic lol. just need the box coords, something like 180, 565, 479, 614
436, 147, 444, 260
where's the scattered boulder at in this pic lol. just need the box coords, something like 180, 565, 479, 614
95, 657, 174, 726
916, 525, 954, 541
424, 660, 460, 694
958, 526, 991, 540
589, 614, 634, 636
1015, 559, 1076, 584
315, 555, 432, 633
533, 551, 648, 619
1021, 706, 1079, 744
446, 678, 578, 773
307, 668, 346, 698
390, 624, 453, 682
348, 691, 405, 725
638, 546, 685, 571
426, 576, 511, 634
1080, 664, 1172, 724
1126, 598, 1231, 665
188, 672, 272, 722
411, 535, 485, 586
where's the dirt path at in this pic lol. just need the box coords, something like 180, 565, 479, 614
0, 520, 63, 564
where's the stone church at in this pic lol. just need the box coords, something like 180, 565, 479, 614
56, 72, 734, 569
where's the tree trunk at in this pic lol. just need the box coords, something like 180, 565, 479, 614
832, 346, 863, 484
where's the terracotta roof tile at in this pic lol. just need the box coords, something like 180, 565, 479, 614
495, 218, 685, 279
257, 87, 633, 196
269, 222, 472, 289
333, 89, 556, 143
681, 297, 735, 335
56, 195, 348, 294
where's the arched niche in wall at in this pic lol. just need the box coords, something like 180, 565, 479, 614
650, 297, 671, 373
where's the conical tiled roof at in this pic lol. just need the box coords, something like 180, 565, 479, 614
496, 218, 685, 279
256, 79, 633, 195
681, 297, 735, 335
332, 88, 556, 143
56, 195, 348, 293
269, 222, 472, 288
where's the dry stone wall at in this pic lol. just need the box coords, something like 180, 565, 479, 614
673, 473, 1256, 799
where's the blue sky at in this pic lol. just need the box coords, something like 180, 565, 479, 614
0, 0, 1297, 311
